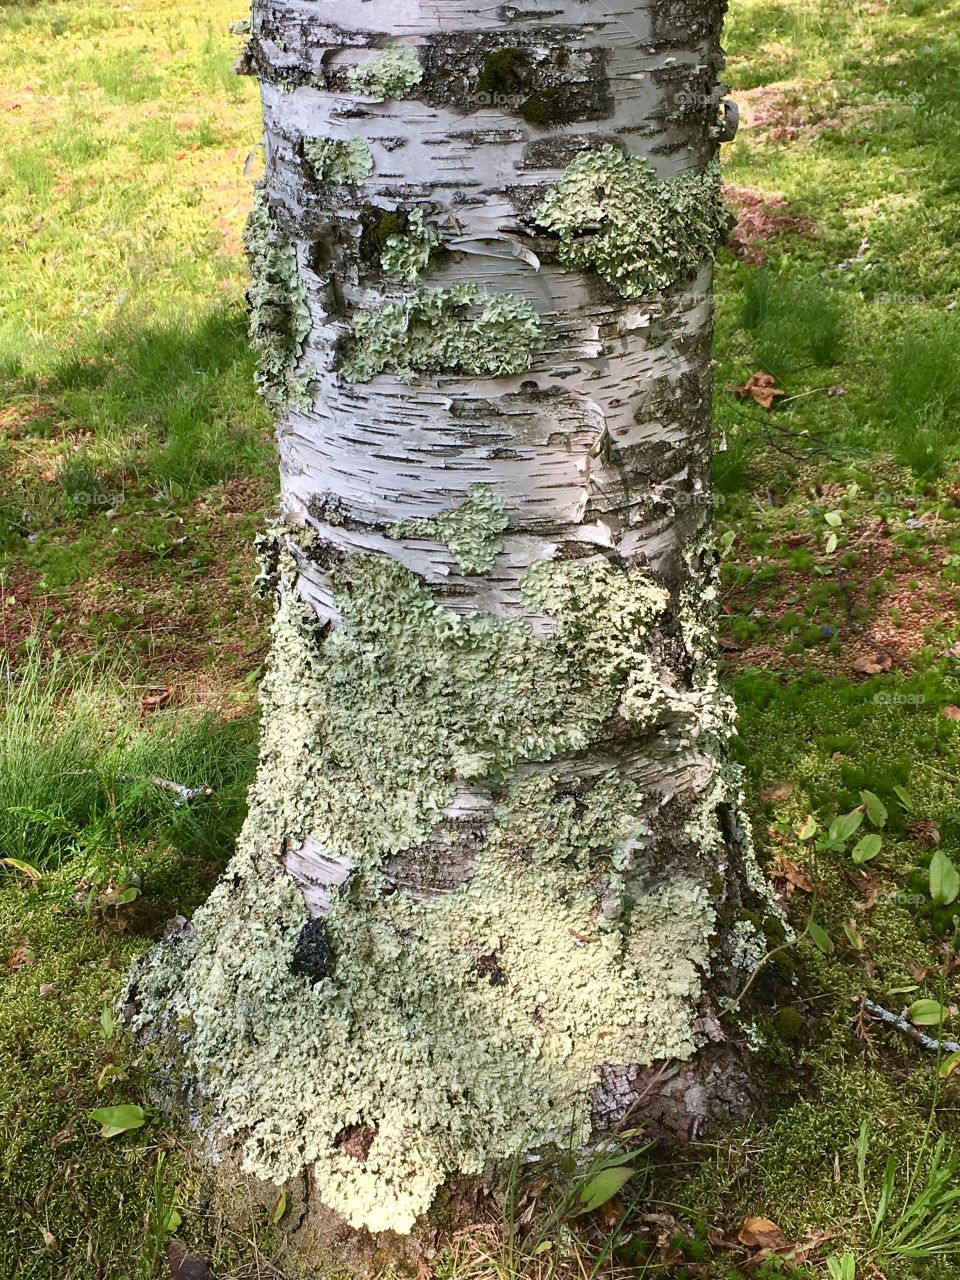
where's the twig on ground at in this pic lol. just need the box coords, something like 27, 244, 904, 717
861, 998, 960, 1056
152, 778, 214, 807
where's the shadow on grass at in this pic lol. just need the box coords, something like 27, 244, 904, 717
6, 303, 273, 499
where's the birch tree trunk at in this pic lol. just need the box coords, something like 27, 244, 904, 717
130, 0, 776, 1240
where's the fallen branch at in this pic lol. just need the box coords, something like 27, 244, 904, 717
861, 998, 960, 1056
64, 770, 214, 808
152, 778, 214, 807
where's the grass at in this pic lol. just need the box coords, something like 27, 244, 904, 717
0, 660, 257, 1280
0, 653, 258, 874
2, 0, 960, 1275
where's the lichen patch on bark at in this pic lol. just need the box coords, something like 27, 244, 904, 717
387, 485, 508, 574
338, 284, 544, 383
346, 46, 423, 102
243, 184, 311, 412
535, 147, 727, 297
129, 544, 728, 1234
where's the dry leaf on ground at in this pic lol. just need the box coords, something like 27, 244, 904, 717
734, 371, 786, 409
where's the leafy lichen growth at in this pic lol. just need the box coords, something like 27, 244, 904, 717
129, 547, 726, 1233
535, 145, 726, 298
339, 283, 544, 383
388, 484, 508, 573
347, 46, 422, 103
677, 536, 780, 920
243, 549, 672, 856
243, 183, 311, 412
380, 209, 441, 282
302, 137, 374, 185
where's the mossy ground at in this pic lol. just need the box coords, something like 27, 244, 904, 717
2, 0, 960, 1276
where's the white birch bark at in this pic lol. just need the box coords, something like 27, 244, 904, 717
129, 0, 778, 1240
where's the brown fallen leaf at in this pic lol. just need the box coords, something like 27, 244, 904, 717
852, 653, 893, 675
907, 820, 941, 847
762, 781, 796, 803
142, 686, 173, 711
599, 1196, 627, 1227
738, 1216, 788, 1251
853, 884, 881, 913
784, 1228, 832, 1264
768, 854, 814, 896
734, 371, 786, 410
706, 1225, 741, 1250
6, 946, 34, 971
943, 705, 960, 720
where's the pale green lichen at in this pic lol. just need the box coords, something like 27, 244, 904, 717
339, 283, 544, 383
303, 136, 374, 185
347, 46, 422, 103
729, 918, 768, 972
243, 183, 311, 412
242, 551, 671, 857
388, 484, 508, 573
677, 536, 782, 917
130, 549, 719, 1233
535, 146, 727, 298
380, 209, 441, 282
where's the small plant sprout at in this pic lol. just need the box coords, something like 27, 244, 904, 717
807, 920, 834, 954
893, 785, 915, 814
817, 790, 887, 865
851, 833, 882, 865
819, 809, 863, 851
95, 1063, 127, 1091
140, 1153, 183, 1275
99, 1004, 117, 1041
798, 814, 818, 840
90, 1103, 146, 1138
860, 790, 888, 827
909, 999, 949, 1028
825, 1252, 856, 1280
929, 849, 960, 906
0, 855, 42, 881
824, 509, 843, 555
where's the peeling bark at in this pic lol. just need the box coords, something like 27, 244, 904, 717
129, 0, 778, 1243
